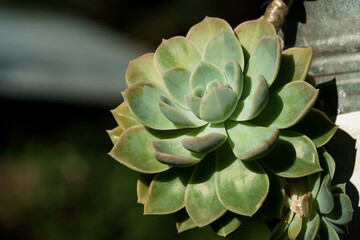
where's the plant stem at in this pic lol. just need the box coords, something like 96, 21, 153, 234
264, 0, 294, 32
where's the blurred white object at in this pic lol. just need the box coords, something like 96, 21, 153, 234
0, 8, 149, 106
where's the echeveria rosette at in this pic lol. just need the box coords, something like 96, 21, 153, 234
108, 16, 338, 237
270, 149, 354, 240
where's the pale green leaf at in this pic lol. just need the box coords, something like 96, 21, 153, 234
215, 143, 269, 216
136, 173, 154, 204
288, 213, 302, 240
190, 61, 226, 91
223, 60, 244, 98
154, 36, 201, 73
318, 218, 340, 240
185, 94, 202, 118
111, 102, 139, 130
234, 16, 276, 61
211, 212, 241, 237
316, 174, 334, 214
144, 167, 192, 214
332, 183, 346, 194
126, 53, 163, 87
297, 210, 321, 240
252, 81, 319, 129
162, 67, 192, 109
226, 121, 279, 160
107, 126, 123, 145
203, 30, 244, 70
199, 86, 238, 123
122, 80, 181, 130
175, 209, 198, 233
270, 47, 313, 92
260, 130, 322, 178
109, 125, 171, 173
290, 108, 338, 147
243, 36, 281, 98
324, 193, 353, 225
319, 148, 336, 179
187, 16, 233, 51
185, 153, 226, 227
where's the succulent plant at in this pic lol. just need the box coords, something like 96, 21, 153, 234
107, 16, 343, 237
270, 148, 354, 240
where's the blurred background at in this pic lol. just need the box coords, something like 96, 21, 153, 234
0, 1, 268, 239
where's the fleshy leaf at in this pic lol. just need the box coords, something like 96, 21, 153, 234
319, 148, 336, 179
230, 74, 269, 121
186, 17, 233, 51
270, 211, 294, 240
270, 47, 313, 92
260, 130, 322, 178
332, 183, 346, 194
324, 193, 353, 225
126, 53, 163, 87
109, 125, 171, 173
182, 123, 227, 154
185, 153, 226, 227
223, 60, 244, 98
144, 167, 192, 214
259, 173, 285, 218
107, 126, 123, 144
210, 212, 241, 237
151, 130, 205, 167
316, 174, 334, 214
288, 213, 302, 240
137, 173, 154, 204
123, 80, 180, 130
290, 108, 338, 147
185, 94, 202, 118
308, 172, 321, 201
199, 87, 238, 123
203, 30, 244, 70
234, 16, 276, 61
318, 218, 340, 240
252, 81, 319, 129
162, 67, 192, 109
190, 61, 226, 91
158, 96, 206, 127
326, 221, 349, 235
230, 215, 271, 240
154, 36, 201, 73
297, 210, 321, 240
226, 121, 279, 160
111, 102, 139, 130
175, 209, 198, 233
215, 143, 269, 216
243, 36, 281, 98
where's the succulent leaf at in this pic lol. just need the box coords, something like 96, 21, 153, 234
185, 153, 226, 227
182, 123, 227, 154
158, 95, 206, 127
324, 193, 353, 225
223, 60, 244, 98
109, 125, 171, 173
234, 16, 276, 62
187, 17, 233, 51
230, 215, 272, 239
215, 143, 269, 216
107, 126, 123, 144
243, 36, 281, 98
162, 67, 192, 109
290, 108, 338, 147
190, 61, 226, 91
298, 210, 321, 240
111, 102, 139, 130
144, 167, 192, 214
175, 209, 198, 233
332, 183, 346, 194
260, 130, 322, 178
203, 30, 244, 70
230, 75, 269, 121
126, 53, 163, 87
137, 173, 154, 204
252, 81, 319, 129
319, 148, 336, 180
316, 174, 335, 214
226, 121, 279, 161
270, 47, 313, 92
318, 218, 340, 240
308, 172, 322, 200
259, 173, 285, 218
154, 36, 201, 73
210, 212, 241, 237
199, 86, 238, 123
288, 213, 302, 240
122, 81, 181, 130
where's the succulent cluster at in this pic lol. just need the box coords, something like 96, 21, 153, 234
107, 16, 353, 238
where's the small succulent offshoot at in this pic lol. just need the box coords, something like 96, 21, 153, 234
107, 16, 352, 238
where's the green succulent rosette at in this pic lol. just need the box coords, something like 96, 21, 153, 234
108, 16, 339, 237
270, 149, 354, 240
